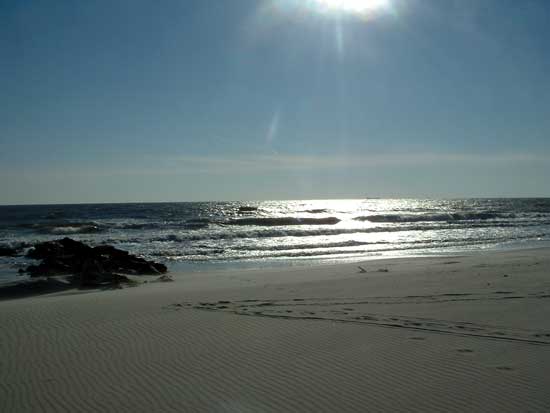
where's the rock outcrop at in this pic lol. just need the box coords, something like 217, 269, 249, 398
238, 206, 258, 214
0, 246, 18, 257
24, 238, 167, 286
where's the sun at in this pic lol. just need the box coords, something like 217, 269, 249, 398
314, 0, 389, 14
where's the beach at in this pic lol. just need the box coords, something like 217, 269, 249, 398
1, 247, 550, 412
4, 0, 550, 410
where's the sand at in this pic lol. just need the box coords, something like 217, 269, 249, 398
1, 248, 550, 412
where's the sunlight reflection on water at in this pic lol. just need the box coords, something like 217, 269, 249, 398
1, 199, 549, 280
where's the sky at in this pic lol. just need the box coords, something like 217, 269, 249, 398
1, 0, 550, 204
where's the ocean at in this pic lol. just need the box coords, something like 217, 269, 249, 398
1, 199, 549, 282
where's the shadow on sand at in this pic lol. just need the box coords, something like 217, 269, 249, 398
0, 277, 122, 301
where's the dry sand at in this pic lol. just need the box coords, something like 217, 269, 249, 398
1, 248, 550, 412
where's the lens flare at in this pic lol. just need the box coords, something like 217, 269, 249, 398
314, 0, 389, 14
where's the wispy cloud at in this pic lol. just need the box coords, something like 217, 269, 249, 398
165, 152, 550, 174
3, 152, 548, 178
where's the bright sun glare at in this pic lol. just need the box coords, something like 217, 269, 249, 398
314, 0, 389, 14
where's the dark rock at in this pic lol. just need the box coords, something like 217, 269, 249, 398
93, 245, 129, 259
238, 206, 258, 213
80, 258, 106, 286
304, 209, 328, 214
123, 259, 161, 275
27, 240, 64, 260
27, 237, 93, 260
113, 274, 131, 283
155, 274, 174, 282
59, 237, 93, 254
0, 246, 18, 256
26, 265, 44, 277
23, 238, 168, 285
153, 262, 168, 273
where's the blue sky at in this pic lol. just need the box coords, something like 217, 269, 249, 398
1, 0, 549, 204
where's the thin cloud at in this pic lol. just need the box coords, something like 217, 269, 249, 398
166, 152, 550, 174
3, 152, 548, 178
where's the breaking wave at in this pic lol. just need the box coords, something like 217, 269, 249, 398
300, 209, 328, 214
148, 222, 525, 242
354, 212, 514, 223
228, 217, 340, 226
17, 222, 104, 235
116, 219, 210, 230
233, 240, 382, 251
2, 199, 549, 275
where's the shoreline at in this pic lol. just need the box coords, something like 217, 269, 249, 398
150, 238, 550, 276
1, 247, 550, 411
1, 244, 549, 302
3, 238, 548, 287
2, 199, 548, 282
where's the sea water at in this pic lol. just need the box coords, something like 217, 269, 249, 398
1, 199, 549, 282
